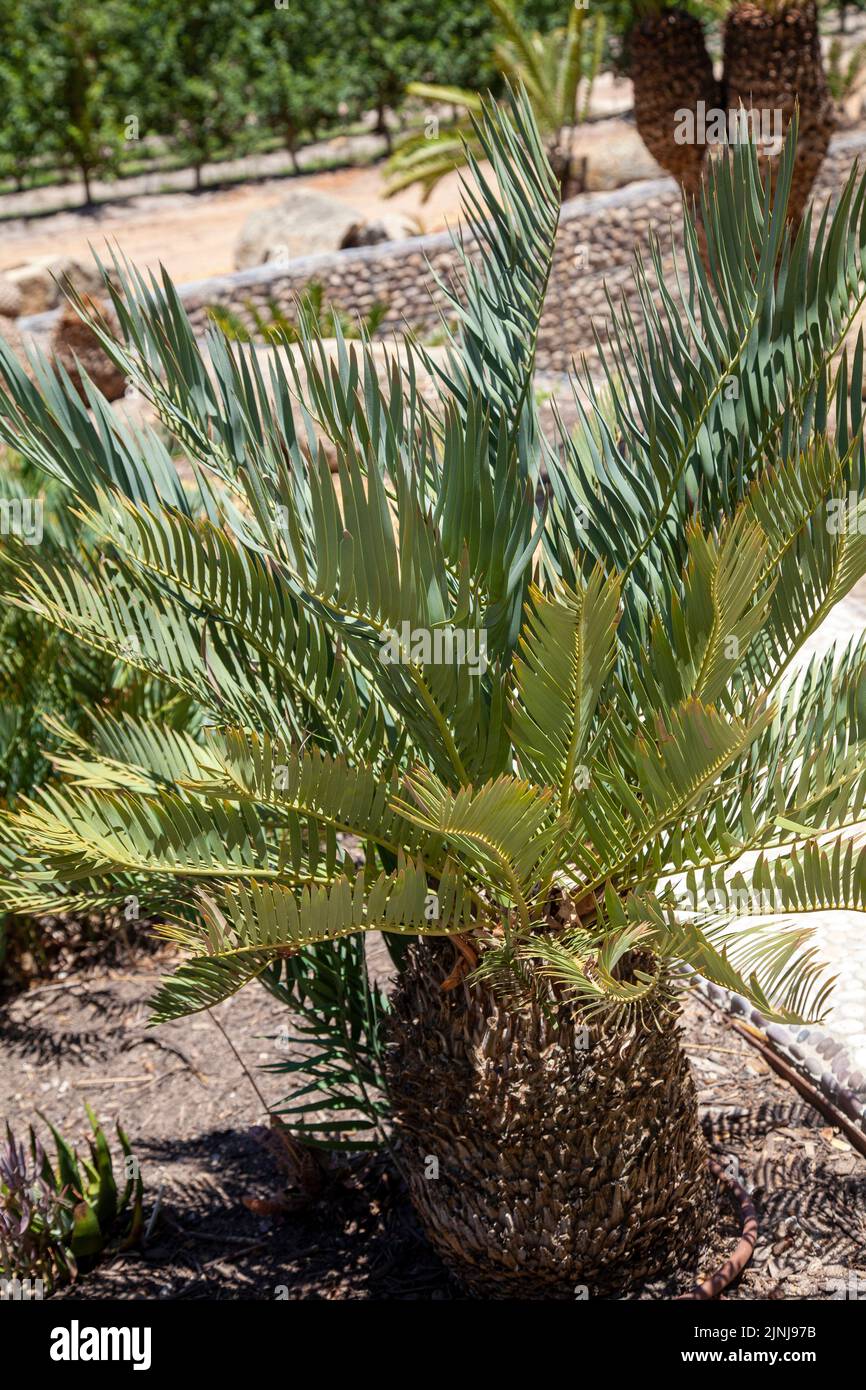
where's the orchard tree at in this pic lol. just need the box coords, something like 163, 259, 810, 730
339, 1, 448, 150
160, 0, 255, 191
250, 2, 346, 170
0, 3, 55, 192
341, 0, 555, 146
47, 1, 135, 204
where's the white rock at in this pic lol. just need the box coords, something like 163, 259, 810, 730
4, 255, 105, 316
234, 189, 368, 271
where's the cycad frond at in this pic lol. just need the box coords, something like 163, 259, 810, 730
150, 859, 475, 1022
570, 698, 773, 891
7, 786, 274, 883
639, 888, 836, 1024
420, 86, 561, 497
45, 712, 216, 793
184, 729, 444, 863
547, 123, 866, 645
2, 90, 861, 1036
393, 768, 561, 918
509, 565, 620, 806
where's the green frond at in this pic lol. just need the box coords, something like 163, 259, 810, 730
393, 768, 561, 920
44, 711, 216, 793
384, 140, 477, 200
2, 90, 865, 1054
623, 888, 835, 1025
262, 936, 391, 1150
405, 82, 484, 115
147, 951, 274, 1025
635, 509, 771, 711
755, 493, 866, 692
643, 631, 866, 881
571, 698, 773, 890
83, 489, 391, 759
546, 123, 866, 645
0, 333, 200, 515
556, 1, 588, 129
515, 921, 666, 1018
509, 565, 620, 807
149, 859, 474, 1022
690, 837, 866, 920
419, 85, 561, 493
184, 728, 444, 862
6, 785, 276, 884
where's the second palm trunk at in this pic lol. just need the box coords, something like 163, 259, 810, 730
723, 1, 833, 225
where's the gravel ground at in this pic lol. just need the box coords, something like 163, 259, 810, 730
1, 941, 865, 1300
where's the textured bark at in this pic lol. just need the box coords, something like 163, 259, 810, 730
723, 1, 834, 226
387, 940, 713, 1298
630, 9, 720, 199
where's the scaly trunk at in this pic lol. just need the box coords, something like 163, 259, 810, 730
723, 1, 834, 226
629, 8, 721, 200
386, 940, 713, 1299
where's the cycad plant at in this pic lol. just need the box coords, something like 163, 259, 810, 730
3, 92, 866, 1297
385, 0, 606, 200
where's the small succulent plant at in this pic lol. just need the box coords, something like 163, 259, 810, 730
0, 1106, 144, 1295
0, 1125, 75, 1292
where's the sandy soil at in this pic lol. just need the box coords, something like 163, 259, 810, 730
2, 931, 864, 1300
0, 162, 470, 287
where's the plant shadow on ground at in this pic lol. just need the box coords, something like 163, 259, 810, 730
4, 945, 866, 1300
50, 1130, 458, 1301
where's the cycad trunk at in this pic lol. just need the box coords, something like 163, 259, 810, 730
723, 1, 834, 227
387, 941, 713, 1298
630, 9, 721, 199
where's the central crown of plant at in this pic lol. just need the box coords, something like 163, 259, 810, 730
2, 91, 866, 1030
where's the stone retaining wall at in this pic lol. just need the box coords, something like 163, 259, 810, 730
178, 132, 866, 375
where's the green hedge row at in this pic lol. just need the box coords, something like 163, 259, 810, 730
0, 0, 577, 199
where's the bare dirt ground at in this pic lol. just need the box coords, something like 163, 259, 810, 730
1, 933, 864, 1300
0, 163, 470, 287
0, 71, 640, 288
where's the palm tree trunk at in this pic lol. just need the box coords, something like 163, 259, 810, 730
723, 1, 834, 229
629, 8, 721, 200
386, 940, 713, 1298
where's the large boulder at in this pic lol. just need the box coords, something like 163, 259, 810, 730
234, 189, 368, 270
4, 256, 105, 317
563, 119, 664, 195
50, 295, 127, 402
340, 213, 419, 248
0, 274, 23, 319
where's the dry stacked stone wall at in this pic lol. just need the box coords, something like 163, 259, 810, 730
179, 131, 866, 376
